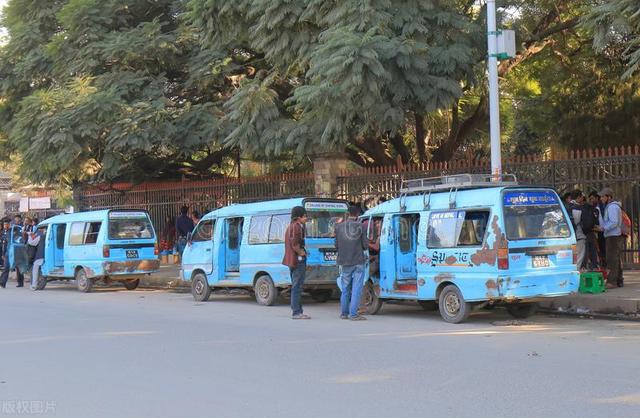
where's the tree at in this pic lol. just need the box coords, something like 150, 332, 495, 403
0, 0, 233, 186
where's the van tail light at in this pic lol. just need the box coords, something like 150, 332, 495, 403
498, 239, 509, 270
154, 241, 159, 256
103, 245, 110, 258
572, 244, 577, 265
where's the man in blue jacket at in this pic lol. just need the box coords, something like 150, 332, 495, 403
596, 187, 624, 288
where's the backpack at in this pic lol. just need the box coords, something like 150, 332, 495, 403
621, 210, 632, 237
580, 204, 596, 235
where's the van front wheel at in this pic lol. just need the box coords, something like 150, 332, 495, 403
123, 279, 140, 291
254, 275, 278, 306
191, 272, 211, 302
75, 269, 93, 293
506, 303, 538, 318
438, 285, 471, 323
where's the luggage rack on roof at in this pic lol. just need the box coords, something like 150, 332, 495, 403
399, 173, 518, 210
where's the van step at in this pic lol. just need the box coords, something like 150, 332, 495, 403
394, 281, 417, 293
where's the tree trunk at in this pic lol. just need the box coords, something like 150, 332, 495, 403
388, 133, 411, 165
415, 112, 427, 163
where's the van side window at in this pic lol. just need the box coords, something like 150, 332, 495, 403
192, 219, 214, 242
84, 222, 101, 244
249, 216, 270, 245
69, 222, 85, 245
427, 210, 489, 248
56, 224, 66, 249
398, 215, 418, 254
268, 214, 290, 243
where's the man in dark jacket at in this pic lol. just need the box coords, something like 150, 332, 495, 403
175, 205, 194, 257
283, 206, 309, 319
28, 226, 46, 290
335, 205, 369, 320
0, 218, 11, 288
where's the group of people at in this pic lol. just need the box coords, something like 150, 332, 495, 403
160, 206, 202, 258
283, 205, 369, 320
563, 187, 626, 289
0, 214, 47, 290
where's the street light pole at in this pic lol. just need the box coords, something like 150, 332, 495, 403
487, 0, 502, 178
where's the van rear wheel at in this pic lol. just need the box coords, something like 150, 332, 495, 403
438, 285, 471, 323
75, 269, 93, 293
191, 272, 211, 302
361, 281, 383, 315
254, 275, 278, 306
506, 303, 538, 318
123, 279, 140, 291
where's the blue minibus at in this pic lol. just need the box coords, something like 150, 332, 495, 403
34, 209, 159, 292
360, 174, 580, 323
181, 197, 348, 304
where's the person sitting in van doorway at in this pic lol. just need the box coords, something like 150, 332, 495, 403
568, 190, 587, 270
0, 218, 11, 288
595, 187, 625, 288
283, 206, 310, 320
336, 205, 369, 320
28, 226, 46, 291
175, 205, 194, 257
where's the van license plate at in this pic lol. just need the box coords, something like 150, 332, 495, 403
323, 251, 337, 262
532, 255, 549, 268
126, 250, 139, 259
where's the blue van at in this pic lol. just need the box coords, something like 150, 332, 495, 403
360, 174, 579, 323
181, 197, 348, 304
34, 210, 159, 292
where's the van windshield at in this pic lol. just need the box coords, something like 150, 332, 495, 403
503, 190, 571, 240
304, 201, 348, 238
108, 212, 155, 240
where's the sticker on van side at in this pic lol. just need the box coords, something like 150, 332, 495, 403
503, 190, 558, 206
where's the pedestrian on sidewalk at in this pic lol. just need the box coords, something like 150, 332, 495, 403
335, 205, 369, 321
0, 218, 11, 288
175, 206, 194, 257
596, 187, 624, 288
28, 226, 46, 290
283, 206, 310, 319
568, 190, 587, 270
588, 191, 605, 268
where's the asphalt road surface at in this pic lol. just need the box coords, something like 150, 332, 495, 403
1, 283, 639, 418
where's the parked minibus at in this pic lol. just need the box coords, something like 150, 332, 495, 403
181, 197, 348, 304
34, 210, 159, 292
360, 174, 580, 323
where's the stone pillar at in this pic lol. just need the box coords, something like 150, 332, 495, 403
313, 153, 349, 197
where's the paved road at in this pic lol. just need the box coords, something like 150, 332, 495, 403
1, 283, 639, 418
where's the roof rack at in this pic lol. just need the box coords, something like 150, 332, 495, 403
398, 173, 518, 210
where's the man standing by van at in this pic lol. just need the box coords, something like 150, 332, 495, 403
569, 190, 587, 270
175, 205, 194, 258
0, 218, 11, 288
335, 205, 368, 320
28, 226, 46, 290
596, 187, 624, 288
283, 206, 310, 319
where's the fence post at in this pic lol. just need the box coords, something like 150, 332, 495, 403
313, 152, 349, 197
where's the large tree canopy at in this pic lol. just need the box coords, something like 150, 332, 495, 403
0, 0, 638, 186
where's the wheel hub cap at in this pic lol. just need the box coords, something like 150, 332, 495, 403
444, 293, 460, 315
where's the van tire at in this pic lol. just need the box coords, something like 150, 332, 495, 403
191, 272, 211, 302
123, 279, 140, 291
254, 275, 278, 306
361, 281, 383, 315
438, 285, 471, 323
310, 290, 332, 303
418, 300, 437, 311
506, 303, 538, 318
75, 269, 94, 293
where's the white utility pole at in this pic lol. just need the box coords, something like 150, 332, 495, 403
487, 0, 502, 178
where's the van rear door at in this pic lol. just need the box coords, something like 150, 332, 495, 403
303, 200, 348, 265
107, 211, 156, 260
502, 189, 574, 272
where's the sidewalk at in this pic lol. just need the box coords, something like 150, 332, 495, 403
539, 271, 640, 317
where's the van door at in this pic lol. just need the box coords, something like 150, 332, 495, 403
8, 225, 28, 273
52, 224, 66, 271
224, 218, 243, 272
187, 219, 215, 275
